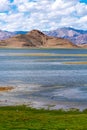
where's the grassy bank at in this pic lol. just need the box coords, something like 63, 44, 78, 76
0, 105, 87, 130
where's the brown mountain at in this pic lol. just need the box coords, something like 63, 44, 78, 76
0, 30, 77, 48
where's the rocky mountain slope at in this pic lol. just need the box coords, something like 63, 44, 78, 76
0, 30, 28, 40
0, 30, 77, 48
0, 30, 15, 40
44, 27, 87, 45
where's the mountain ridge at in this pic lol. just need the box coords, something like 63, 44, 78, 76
0, 29, 77, 48
44, 27, 87, 45
0, 27, 87, 47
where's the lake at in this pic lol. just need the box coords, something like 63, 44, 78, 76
0, 48, 87, 110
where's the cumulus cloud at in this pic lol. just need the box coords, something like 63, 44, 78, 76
0, 0, 10, 12
0, 0, 87, 31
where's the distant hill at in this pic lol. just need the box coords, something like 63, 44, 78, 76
44, 27, 87, 45
0, 30, 15, 40
14, 31, 28, 35
0, 30, 28, 40
0, 30, 77, 48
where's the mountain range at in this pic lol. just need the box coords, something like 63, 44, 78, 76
0, 30, 28, 40
0, 27, 87, 48
44, 27, 87, 45
0, 27, 87, 45
0, 30, 76, 48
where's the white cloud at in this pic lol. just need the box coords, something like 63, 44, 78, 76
0, 0, 10, 11
0, 0, 87, 31
75, 2, 87, 16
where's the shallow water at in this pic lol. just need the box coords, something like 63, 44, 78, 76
0, 48, 87, 110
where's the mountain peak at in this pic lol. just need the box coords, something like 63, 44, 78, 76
0, 29, 76, 48
44, 27, 87, 44
0, 27, 87, 46
27, 29, 46, 36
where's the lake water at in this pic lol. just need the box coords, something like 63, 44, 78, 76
0, 48, 87, 110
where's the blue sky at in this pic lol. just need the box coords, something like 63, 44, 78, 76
0, 0, 87, 31
80, 0, 87, 4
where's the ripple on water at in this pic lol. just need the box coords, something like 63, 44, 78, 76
0, 49, 87, 110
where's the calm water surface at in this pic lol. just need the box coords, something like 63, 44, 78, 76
0, 48, 87, 110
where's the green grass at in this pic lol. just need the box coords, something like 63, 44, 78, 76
0, 106, 87, 130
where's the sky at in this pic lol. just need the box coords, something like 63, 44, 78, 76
0, 0, 87, 31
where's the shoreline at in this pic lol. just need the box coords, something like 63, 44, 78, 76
0, 46, 83, 49
0, 85, 87, 111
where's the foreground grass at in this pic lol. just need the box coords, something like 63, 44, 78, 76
0, 106, 87, 130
